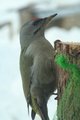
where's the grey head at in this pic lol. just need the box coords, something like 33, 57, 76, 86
20, 13, 57, 49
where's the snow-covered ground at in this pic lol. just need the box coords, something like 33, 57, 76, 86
0, 1, 80, 120
0, 23, 80, 120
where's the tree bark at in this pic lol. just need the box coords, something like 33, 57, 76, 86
54, 40, 80, 120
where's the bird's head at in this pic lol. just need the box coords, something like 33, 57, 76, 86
31, 13, 57, 36
20, 13, 57, 49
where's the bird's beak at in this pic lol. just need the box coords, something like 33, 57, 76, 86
43, 13, 57, 27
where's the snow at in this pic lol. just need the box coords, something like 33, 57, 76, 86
45, 27, 80, 45
0, 1, 80, 120
0, 0, 28, 11
0, 0, 80, 12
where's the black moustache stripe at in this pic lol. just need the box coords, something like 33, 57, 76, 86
33, 19, 43, 26
34, 27, 41, 35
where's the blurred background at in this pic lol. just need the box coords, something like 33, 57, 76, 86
0, 0, 80, 120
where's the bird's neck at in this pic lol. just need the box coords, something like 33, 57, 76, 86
20, 34, 45, 50
20, 36, 31, 50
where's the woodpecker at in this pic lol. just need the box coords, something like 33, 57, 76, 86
20, 13, 58, 120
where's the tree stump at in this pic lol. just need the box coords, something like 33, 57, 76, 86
54, 40, 80, 120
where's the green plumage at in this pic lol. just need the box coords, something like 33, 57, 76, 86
20, 14, 58, 120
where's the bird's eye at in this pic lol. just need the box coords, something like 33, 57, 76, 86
33, 19, 43, 26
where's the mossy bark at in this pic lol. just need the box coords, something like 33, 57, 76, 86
54, 40, 80, 120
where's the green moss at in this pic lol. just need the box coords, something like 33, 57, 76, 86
55, 54, 80, 120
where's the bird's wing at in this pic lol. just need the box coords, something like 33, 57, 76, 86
30, 55, 57, 85
20, 49, 33, 113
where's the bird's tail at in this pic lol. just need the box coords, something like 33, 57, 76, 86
39, 103, 49, 120
31, 97, 49, 120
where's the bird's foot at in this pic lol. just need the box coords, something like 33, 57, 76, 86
52, 92, 58, 100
